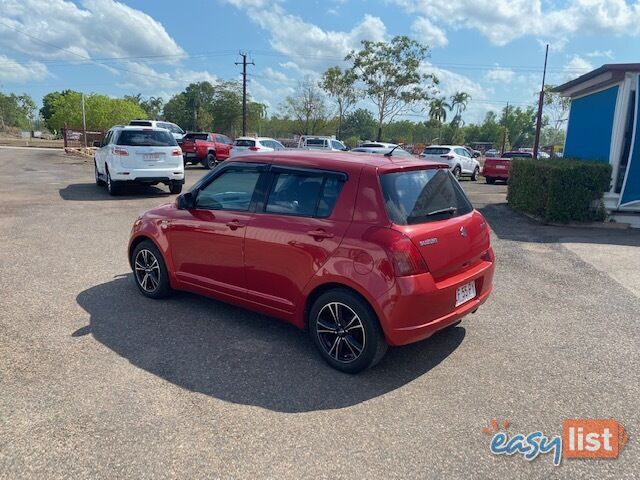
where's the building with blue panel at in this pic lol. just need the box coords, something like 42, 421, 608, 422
555, 64, 640, 224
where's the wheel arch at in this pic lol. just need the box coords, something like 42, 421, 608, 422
303, 282, 380, 331
128, 234, 162, 269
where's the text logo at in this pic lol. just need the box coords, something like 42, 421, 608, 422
563, 419, 628, 459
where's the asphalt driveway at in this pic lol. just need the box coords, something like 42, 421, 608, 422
0, 148, 638, 478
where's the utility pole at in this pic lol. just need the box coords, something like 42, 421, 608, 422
501, 102, 509, 155
81, 92, 87, 148
533, 44, 549, 159
235, 51, 254, 136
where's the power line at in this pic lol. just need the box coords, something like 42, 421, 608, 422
235, 51, 255, 136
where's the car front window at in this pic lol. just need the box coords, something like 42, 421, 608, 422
195, 169, 261, 211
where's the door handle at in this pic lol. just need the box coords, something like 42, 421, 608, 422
226, 220, 245, 230
307, 229, 334, 239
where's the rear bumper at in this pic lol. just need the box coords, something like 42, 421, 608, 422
375, 256, 495, 346
110, 168, 184, 183
482, 166, 510, 179
183, 152, 205, 161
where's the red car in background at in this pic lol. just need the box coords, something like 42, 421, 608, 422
128, 151, 495, 372
181, 132, 233, 169
482, 151, 533, 184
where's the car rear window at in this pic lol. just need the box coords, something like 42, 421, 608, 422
305, 139, 327, 147
129, 120, 153, 126
183, 133, 209, 141
116, 130, 177, 147
422, 147, 450, 155
380, 168, 473, 225
502, 152, 532, 158
234, 139, 256, 147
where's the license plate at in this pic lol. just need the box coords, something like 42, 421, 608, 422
495, 164, 506, 169
185, 152, 197, 158
456, 281, 476, 307
143, 153, 160, 161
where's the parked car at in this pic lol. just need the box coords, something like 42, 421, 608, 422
483, 150, 533, 184
358, 141, 397, 149
537, 151, 551, 159
230, 136, 286, 157
485, 148, 499, 157
350, 146, 414, 158
180, 132, 233, 169
298, 136, 348, 151
128, 151, 495, 372
129, 120, 185, 143
421, 145, 481, 180
466, 147, 482, 158
94, 126, 184, 195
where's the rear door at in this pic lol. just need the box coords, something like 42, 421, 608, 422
379, 168, 490, 280
115, 129, 180, 170
243, 167, 349, 313
169, 164, 265, 296
232, 138, 255, 155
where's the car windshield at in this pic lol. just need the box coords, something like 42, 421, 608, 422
183, 133, 208, 141
422, 147, 450, 155
234, 139, 256, 147
380, 168, 473, 225
129, 120, 152, 126
306, 139, 327, 146
117, 130, 177, 147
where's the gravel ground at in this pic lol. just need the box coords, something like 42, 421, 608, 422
0, 148, 638, 479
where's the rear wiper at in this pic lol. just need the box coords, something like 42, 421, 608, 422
425, 207, 457, 216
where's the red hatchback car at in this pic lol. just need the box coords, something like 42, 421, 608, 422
128, 151, 495, 372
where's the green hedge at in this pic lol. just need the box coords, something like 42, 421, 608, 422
507, 158, 612, 223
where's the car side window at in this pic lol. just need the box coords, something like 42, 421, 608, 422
195, 168, 261, 211
223, 135, 232, 145
273, 141, 285, 151
455, 148, 468, 157
265, 171, 344, 218
262, 140, 274, 149
331, 140, 345, 150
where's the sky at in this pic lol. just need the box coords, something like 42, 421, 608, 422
0, 0, 639, 124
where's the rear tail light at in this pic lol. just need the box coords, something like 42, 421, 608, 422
171, 149, 182, 156
481, 248, 495, 262
112, 148, 129, 156
365, 228, 428, 277
440, 154, 455, 160
248, 146, 259, 151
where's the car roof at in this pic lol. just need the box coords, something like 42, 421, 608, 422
235, 136, 278, 141
224, 150, 445, 173
113, 125, 169, 131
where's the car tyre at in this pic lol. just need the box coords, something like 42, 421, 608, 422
471, 166, 480, 181
309, 289, 388, 373
131, 240, 172, 299
453, 166, 461, 180
486, 176, 496, 184
169, 182, 183, 194
94, 162, 105, 186
106, 169, 119, 195
203, 152, 217, 169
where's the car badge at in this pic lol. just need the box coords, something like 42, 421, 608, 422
419, 238, 438, 246
460, 226, 467, 237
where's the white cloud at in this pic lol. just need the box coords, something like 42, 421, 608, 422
263, 67, 292, 84
0, 0, 184, 62
392, 0, 640, 45
115, 62, 218, 91
586, 49, 614, 59
411, 17, 448, 47
0, 55, 49, 83
563, 55, 594, 81
485, 67, 516, 83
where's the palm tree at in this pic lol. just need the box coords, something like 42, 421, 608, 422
429, 97, 450, 124
450, 91, 471, 118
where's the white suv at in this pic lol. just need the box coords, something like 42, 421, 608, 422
298, 136, 347, 151
230, 136, 286, 157
421, 145, 481, 180
94, 126, 185, 195
129, 120, 185, 142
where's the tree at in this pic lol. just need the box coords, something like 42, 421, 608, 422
429, 97, 450, 124
141, 96, 164, 120
45, 91, 146, 131
320, 66, 358, 139
543, 84, 570, 130
280, 77, 330, 135
450, 91, 471, 126
340, 108, 377, 141
500, 104, 537, 148
0, 92, 36, 130
346, 35, 438, 141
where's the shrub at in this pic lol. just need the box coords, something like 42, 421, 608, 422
507, 158, 612, 223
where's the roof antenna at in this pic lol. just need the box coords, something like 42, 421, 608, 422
384, 144, 404, 157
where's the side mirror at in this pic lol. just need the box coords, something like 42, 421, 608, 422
93, 140, 102, 148
473, 151, 481, 158
176, 191, 195, 210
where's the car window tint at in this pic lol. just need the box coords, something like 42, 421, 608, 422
129, 120, 152, 126
273, 141, 285, 150
184, 133, 208, 141
380, 169, 473, 225
265, 172, 344, 217
117, 130, 177, 146
331, 140, 345, 150
423, 147, 450, 155
196, 169, 260, 211
234, 139, 255, 147
316, 177, 343, 217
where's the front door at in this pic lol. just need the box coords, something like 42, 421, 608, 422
169, 165, 263, 297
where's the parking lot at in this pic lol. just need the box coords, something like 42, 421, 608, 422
1, 147, 638, 478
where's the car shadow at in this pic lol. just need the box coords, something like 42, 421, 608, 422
59, 183, 170, 201
75, 275, 466, 413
